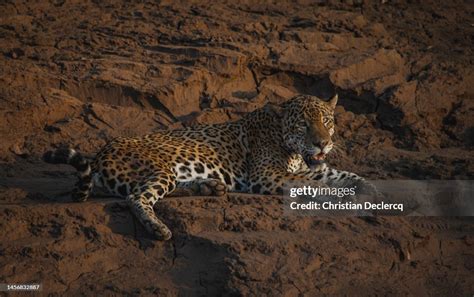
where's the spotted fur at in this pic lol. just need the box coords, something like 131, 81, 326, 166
44, 94, 375, 240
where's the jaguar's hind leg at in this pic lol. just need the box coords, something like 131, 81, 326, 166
126, 175, 176, 240
170, 178, 227, 197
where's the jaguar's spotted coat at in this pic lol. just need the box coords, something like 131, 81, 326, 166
44, 94, 374, 240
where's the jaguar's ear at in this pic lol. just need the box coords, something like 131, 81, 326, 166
264, 103, 284, 118
328, 94, 338, 109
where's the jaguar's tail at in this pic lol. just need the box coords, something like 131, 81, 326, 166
43, 148, 92, 202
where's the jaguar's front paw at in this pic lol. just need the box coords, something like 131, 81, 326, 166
355, 180, 383, 200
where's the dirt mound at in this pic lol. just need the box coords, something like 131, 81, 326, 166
1, 0, 473, 295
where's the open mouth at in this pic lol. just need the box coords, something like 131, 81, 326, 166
304, 152, 326, 167
312, 152, 326, 160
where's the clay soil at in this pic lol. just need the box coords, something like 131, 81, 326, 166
1, 1, 473, 296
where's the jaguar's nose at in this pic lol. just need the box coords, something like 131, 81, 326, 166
313, 139, 331, 149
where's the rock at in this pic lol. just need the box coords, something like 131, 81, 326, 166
10, 143, 28, 158
329, 49, 407, 94
9, 48, 24, 59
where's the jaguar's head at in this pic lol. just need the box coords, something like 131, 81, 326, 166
267, 94, 338, 168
